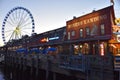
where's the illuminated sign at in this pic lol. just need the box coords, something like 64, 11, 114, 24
48, 36, 59, 40
117, 35, 120, 42
40, 37, 59, 43
67, 14, 107, 29
100, 43, 104, 56
115, 18, 120, 25
40, 38, 49, 42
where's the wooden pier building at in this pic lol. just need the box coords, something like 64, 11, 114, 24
0, 5, 120, 80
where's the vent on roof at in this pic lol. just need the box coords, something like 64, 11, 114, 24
73, 16, 76, 19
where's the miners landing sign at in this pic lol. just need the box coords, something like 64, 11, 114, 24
67, 14, 107, 29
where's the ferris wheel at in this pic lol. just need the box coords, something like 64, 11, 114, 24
2, 6, 35, 45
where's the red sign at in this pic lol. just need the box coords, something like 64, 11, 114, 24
40, 38, 48, 43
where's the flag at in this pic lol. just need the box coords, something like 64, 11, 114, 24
111, 0, 114, 5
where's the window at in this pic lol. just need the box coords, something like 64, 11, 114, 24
71, 31, 75, 36
73, 44, 83, 55
100, 24, 105, 35
79, 45, 83, 53
54, 33, 58, 37
83, 43, 89, 54
80, 28, 83, 38
91, 25, 98, 36
68, 32, 70, 40
86, 27, 90, 36
74, 45, 79, 54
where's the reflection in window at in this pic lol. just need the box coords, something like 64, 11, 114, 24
80, 28, 83, 38
100, 24, 105, 35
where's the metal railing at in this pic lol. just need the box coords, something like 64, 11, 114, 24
114, 56, 120, 70
59, 54, 87, 72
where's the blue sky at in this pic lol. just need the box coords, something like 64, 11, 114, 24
0, 0, 120, 46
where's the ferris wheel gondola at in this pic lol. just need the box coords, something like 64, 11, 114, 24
2, 6, 35, 45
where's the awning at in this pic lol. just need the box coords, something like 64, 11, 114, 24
16, 48, 28, 53
47, 47, 57, 51
29, 48, 40, 53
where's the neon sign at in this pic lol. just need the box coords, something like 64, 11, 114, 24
100, 43, 104, 56
48, 36, 59, 40
117, 35, 120, 42
115, 18, 120, 25
40, 38, 49, 42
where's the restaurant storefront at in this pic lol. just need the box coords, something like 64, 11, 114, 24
66, 6, 115, 56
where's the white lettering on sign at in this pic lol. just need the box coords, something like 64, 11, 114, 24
68, 14, 107, 28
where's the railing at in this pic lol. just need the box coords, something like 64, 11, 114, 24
0, 54, 4, 63
59, 54, 87, 72
1, 50, 115, 80
59, 54, 114, 72
114, 56, 120, 70
2, 50, 114, 72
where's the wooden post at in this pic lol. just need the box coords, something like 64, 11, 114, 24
46, 55, 51, 80
101, 57, 104, 80
53, 72, 56, 80
35, 57, 39, 76
46, 56, 49, 80
119, 71, 120, 80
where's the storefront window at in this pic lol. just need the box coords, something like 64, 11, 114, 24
74, 45, 79, 54
73, 43, 91, 55
82, 43, 89, 54
62, 45, 70, 54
